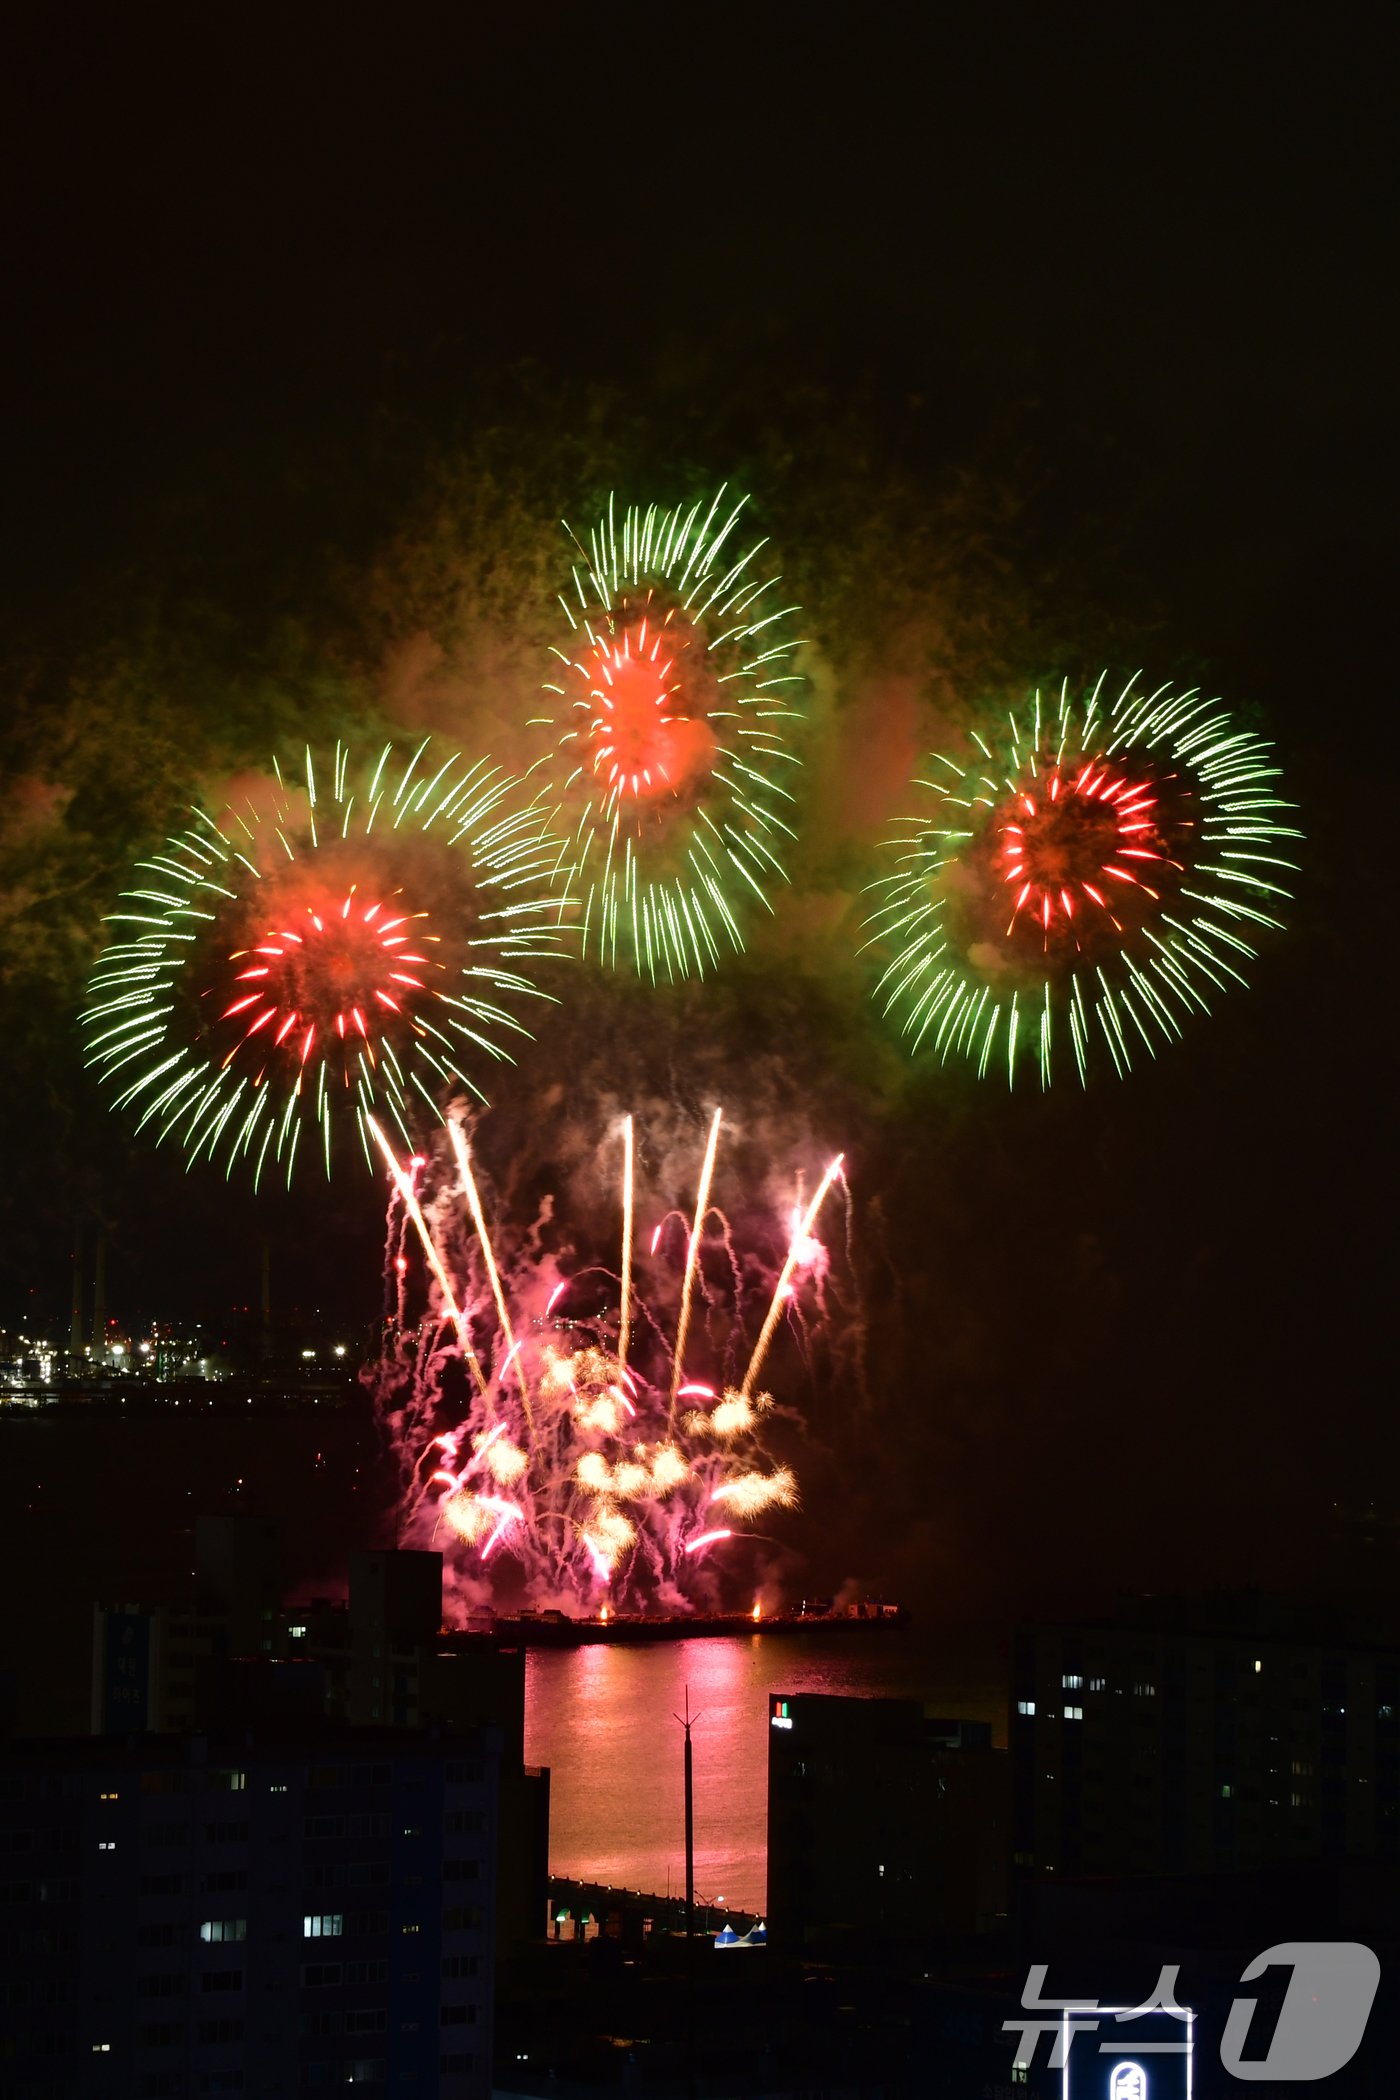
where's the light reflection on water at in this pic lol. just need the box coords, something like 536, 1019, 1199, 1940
524, 1629, 1006, 1914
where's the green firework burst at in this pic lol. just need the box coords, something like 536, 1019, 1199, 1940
863, 673, 1300, 1087
534, 487, 804, 980
81, 742, 570, 1186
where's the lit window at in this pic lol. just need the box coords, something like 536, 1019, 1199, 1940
1220, 1783, 1232, 1799
99, 1840, 117, 1851
218, 1771, 246, 1792
1132, 1681, 1156, 1697
200, 1920, 247, 1944
1089, 1677, 1106, 1692
1062, 1674, 1083, 1690
270, 1784, 288, 1794
1254, 1658, 1263, 1674
92, 2043, 112, 2053
99, 1791, 120, 1802
289, 1625, 308, 1640
1064, 1706, 1083, 1721
1017, 1700, 1036, 1717
303, 1915, 343, 1939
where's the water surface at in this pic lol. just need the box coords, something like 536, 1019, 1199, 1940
524, 1627, 1007, 1914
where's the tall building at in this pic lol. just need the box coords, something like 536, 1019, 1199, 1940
1011, 1602, 1400, 1882
766, 1692, 1008, 1951
195, 1515, 283, 1657
92, 1540, 551, 1965
91, 1603, 234, 1734
0, 1723, 499, 2099
348, 1551, 444, 1723
92, 1517, 286, 1735
284, 1556, 549, 1961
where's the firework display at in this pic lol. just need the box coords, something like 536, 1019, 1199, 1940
863, 673, 1298, 1086
80, 743, 568, 1184
374, 1111, 844, 1608
534, 488, 804, 979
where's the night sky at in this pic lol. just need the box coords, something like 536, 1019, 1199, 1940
0, 5, 1393, 1625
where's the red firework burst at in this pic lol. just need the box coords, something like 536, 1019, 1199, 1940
564, 609, 718, 810
997, 759, 1181, 945
219, 888, 437, 1083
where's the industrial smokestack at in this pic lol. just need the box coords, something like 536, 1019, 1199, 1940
69, 1218, 84, 1357
89, 1230, 107, 1354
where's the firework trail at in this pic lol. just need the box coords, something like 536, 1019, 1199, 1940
669, 1105, 723, 1415
862, 672, 1299, 1086
532, 488, 805, 981
81, 741, 570, 1184
372, 1109, 845, 1612
617, 1113, 634, 1378
741, 1153, 847, 1398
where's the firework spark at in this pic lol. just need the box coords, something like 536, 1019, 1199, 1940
81, 742, 570, 1183
670, 1105, 724, 1411
376, 1111, 846, 1607
863, 673, 1299, 1086
533, 488, 805, 980
742, 1153, 846, 1397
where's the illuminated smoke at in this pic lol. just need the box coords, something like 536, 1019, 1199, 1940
371, 1107, 845, 1611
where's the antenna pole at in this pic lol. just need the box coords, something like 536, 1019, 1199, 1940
673, 1687, 703, 2100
